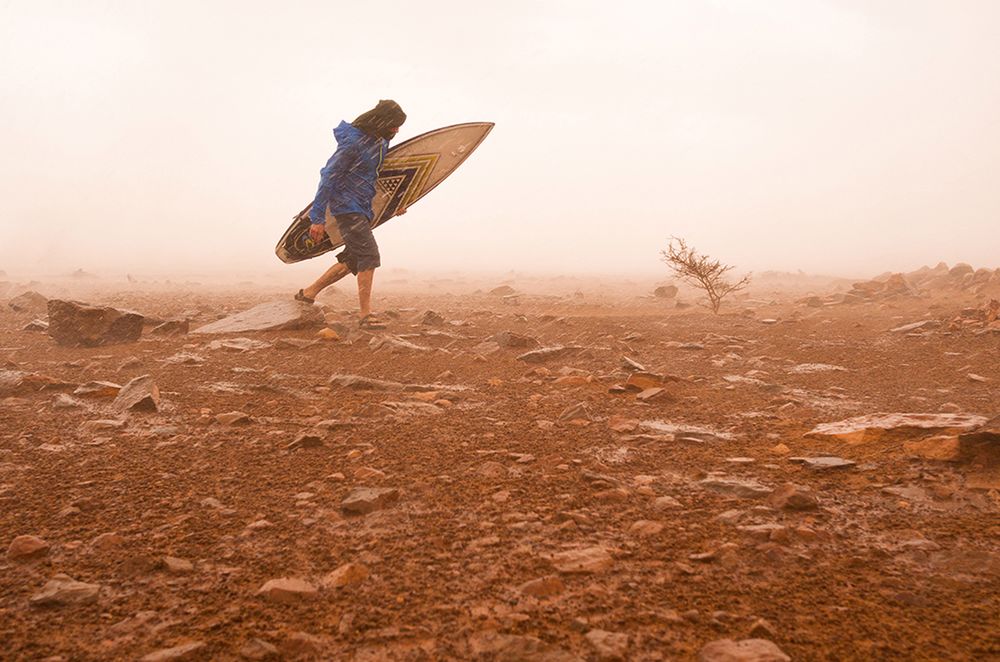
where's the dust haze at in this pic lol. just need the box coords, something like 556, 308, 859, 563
2, 0, 999, 281
2, 3, 999, 662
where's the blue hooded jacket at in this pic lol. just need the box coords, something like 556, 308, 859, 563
309, 121, 389, 224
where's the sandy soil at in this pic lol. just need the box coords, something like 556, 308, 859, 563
1, 275, 998, 661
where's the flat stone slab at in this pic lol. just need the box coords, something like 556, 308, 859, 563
641, 420, 736, 442
790, 456, 857, 470
699, 476, 772, 499
193, 300, 323, 334
805, 413, 988, 444
516, 346, 585, 363
787, 363, 848, 374
890, 320, 940, 333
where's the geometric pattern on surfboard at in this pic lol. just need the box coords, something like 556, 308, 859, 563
275, 122, 493, 264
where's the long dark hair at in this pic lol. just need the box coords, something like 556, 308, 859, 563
353, 100, 406, 140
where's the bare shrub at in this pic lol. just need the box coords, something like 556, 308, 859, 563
660, 237, 750, 313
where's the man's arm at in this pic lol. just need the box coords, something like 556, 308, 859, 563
308, 144, 361, 243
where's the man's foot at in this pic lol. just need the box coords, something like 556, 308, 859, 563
358, 313, 386, 330
294, 289, 315, 305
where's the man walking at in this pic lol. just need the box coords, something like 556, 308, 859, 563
295, 100, 407, 329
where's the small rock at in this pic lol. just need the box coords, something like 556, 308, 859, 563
74, 381, 122, 398
321, 563, 369, 589
90, 532, 124, 551
287, 431, 325, 450
629, 520, 664, 536
748, 618, 777, 639
654, 285, 678, 299
7, 534, 50, 561
492, 330, 539, 348
636, 387, 671, 402
139, 642, 207, 662
767, 483, 818, 511
652, 495, 682, 510
239, 638, 279, 660
340, 487, 400, 515
585, 629, 629, 660
30, 574, 101, 607
558, 402, 591, 422
551, 546, 614, 574
698, 638, 790, 662
256, 578, 318, 603
52, 393, 85, 409
162, 556, 194, 575
421, 310, 445, 325
625, 372, 677, 391
608, 415, 639, 432
280, 632, 327, 657
796, 456, 856, 470
316, 327, 340, 341
518, 575, 565, 598
112, 374, 160, 413
516, 345, 583, 364
216, 411, 251, 425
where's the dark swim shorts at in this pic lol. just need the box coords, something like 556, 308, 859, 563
326, 211, 381, 275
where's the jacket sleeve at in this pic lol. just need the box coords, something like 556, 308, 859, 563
309, 143, 361, 225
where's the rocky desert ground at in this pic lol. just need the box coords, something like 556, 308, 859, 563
1, 264, 998, 661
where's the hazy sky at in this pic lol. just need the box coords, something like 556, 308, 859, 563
1, 0, 998, 279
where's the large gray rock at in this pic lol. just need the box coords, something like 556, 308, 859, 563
193, 301, 322, 334
47, 299, 144, 347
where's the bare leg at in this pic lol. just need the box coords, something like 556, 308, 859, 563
303, 262, 350, 300
357, 269, 375, 319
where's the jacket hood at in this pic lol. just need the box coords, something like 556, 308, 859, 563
333, 120, 378, 147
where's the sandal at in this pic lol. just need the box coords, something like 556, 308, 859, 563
294, 289, 315, 304
358, 314, 387, 330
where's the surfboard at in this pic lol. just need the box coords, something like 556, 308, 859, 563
275, 122, 494, 264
